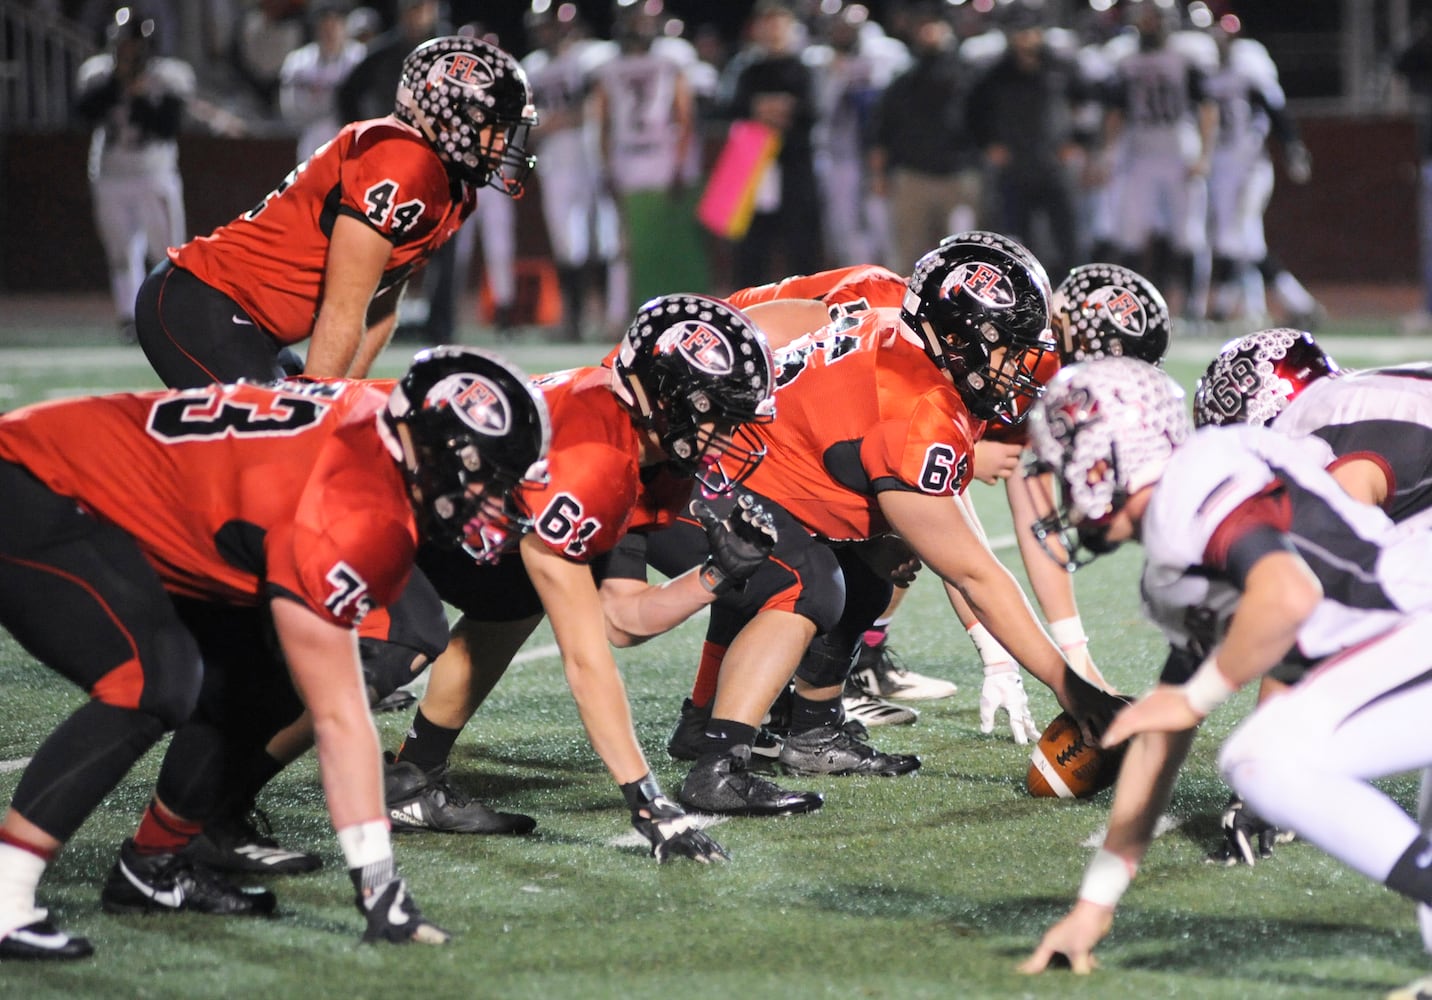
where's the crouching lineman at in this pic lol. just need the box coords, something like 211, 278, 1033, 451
1019, 357, 1432, 981
0, 348, 549, 958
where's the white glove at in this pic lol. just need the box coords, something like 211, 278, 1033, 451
979, 668, 1041, 745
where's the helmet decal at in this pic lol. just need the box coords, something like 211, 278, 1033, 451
943, 262, 1017, 309
429, 373, 512, 437
663, 321, 735, 376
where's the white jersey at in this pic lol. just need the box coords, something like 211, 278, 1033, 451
76, 53, 194, 179
279, 39, 366, 163
1203, 39, 1284, 160
522, 39, 616, 139
1276, 365, 1432, 524
1107, 39, 1209, 161
593, 50, 685, 193
1141, 425, 1432, 669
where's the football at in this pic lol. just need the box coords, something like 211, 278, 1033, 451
1026, 712, 1122, 799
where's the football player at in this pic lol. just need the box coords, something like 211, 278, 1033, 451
0, 347, 548, 959
613, 235, 1126, 817
368, 294, 773, 856
135, 35, 537, 385
1020, 357, 1432, 977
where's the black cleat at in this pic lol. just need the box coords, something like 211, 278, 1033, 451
0, 920, 93, 961
779, 724, 921, 777
184, 809, 322, 876
385, 754, 537, 835
101, 839, 277, 916
666, 699, 782, 761
677, 745, 823, 817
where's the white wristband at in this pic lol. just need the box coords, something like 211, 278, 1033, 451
337, 819, 392, 870
1048, 616, 1088, 650
967, 623, 1015, 672
1182, 655, 1237, 717
1078, 847, 1135, 908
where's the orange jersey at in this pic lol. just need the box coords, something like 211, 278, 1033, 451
172, 116, 476, 345
0, 380, 416, 627
519, 368, 692, 561
726, 264, 908, 314
736, 307, 982, 542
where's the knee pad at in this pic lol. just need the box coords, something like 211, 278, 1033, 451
134, 617, 204, 729
795, 630, 860, 688
359, 637, 432, 702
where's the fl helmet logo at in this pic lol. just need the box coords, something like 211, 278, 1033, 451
943, 262, 1016, 309
430, 373, 512, 436
1089, 286, 1145, 335
664, 321, 734, 375
430, 51, 496, 90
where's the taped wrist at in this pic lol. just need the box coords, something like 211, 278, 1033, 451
1182, 656, 1236, 717
1048, 616, 1088, 650
1078, 847, 1135, 908
967, 623, 1015, 672
340, 819, 394, 896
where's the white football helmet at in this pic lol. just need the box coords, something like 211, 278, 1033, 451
1026, 357, 1190, 567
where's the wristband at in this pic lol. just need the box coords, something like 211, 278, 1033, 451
1048, 616, 1088, 650
1078, 847, 1135, 908
1182, 655, 1237, 717
697, 561, 731, 595
338, 819, 392, 871
620, 772, 662, 813
967, 623, 1015, 672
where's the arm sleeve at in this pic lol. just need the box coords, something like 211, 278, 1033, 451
1201, 489, 1295, 588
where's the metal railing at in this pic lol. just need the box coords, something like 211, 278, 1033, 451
1, 0, 96, 132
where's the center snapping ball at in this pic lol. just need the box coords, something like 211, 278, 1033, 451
1026, 712, 1122, 799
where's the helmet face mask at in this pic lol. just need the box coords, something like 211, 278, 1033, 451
394, 36, 538, 195
1027, 357, 1190, 569
613, 294, 776, 493
904, 232, 1056, 426
1193, 328, 1340, 428
385, 347, 551, 559
1052, 263, 1170, 365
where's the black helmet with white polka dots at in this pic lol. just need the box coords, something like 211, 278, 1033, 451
1052, 263, 1170, 365
394, 36, 538, 195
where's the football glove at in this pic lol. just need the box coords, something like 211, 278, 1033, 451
622, 773, 729, 864
692, 494, 777, 595
1205, 795, 1296, 867
979, 669, 1041, 745
350, 861, 451, 945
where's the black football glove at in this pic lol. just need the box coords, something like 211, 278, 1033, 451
621, 773, 729, 864
350, 859, 451, 944
1205, 794, 1295, 867
691, 494, 777, 595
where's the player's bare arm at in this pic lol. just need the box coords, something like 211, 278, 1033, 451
520, 533, 650, 784
599, 573, 716, 648
1021, 728, 1196, 975
1104, 551, 1321, 746
270, 596, 385, 831
306, 214, 393, 378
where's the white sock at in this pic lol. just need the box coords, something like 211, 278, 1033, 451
0, 842, 48, 937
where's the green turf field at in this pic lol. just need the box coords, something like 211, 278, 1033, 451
0, 322, 1429, 999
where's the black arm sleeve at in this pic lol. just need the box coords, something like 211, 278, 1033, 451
1223, 524, 1298, 590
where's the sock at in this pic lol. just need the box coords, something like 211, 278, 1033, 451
132, 800, 203, 856
861, 625, 888, 649
691, 641, 727, 709
0, 838, 50, 936
1386, 836, 1432, 905
701, 719, 757, 754
394, 708, 462, 774
789, 693, 843, 733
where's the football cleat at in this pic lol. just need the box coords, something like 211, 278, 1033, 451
384, 754, 537, 835
184, 809, 321, 876
849, 642, 958, 701
666, 698, 783, 761
778, 724, 921, 777
0, 919, 93, 961
842, 685, 919, 727
677, 745, 823, 817
101, 839, 277, 916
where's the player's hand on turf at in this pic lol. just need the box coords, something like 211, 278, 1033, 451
1019, 899, 1114, 976
692, 494, 777, 594
978, 669, 1041, 744
1101, 685, 1201, 749
623, 773, 729, 864
353, 874, 451, 945
1206, 795, 1294, 866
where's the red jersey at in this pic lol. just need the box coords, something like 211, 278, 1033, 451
172, 117, 476, 345
726, 265, 907, 314
735, 307, 982, 542
519, 368, 693, 561
0, 380, 417, 628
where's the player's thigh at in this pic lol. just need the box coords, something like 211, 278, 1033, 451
416, 543, 544, 621
0, 461, 201, 720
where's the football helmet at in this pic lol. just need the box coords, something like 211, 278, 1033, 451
1026, 357, 1190, 568
1192, 328, 1340, 428
394, 36, 538, 195
613, 294, 776, 493
385, 347, 551, 560
903, 232, 1057, 426
1052, 263, 1170, 365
